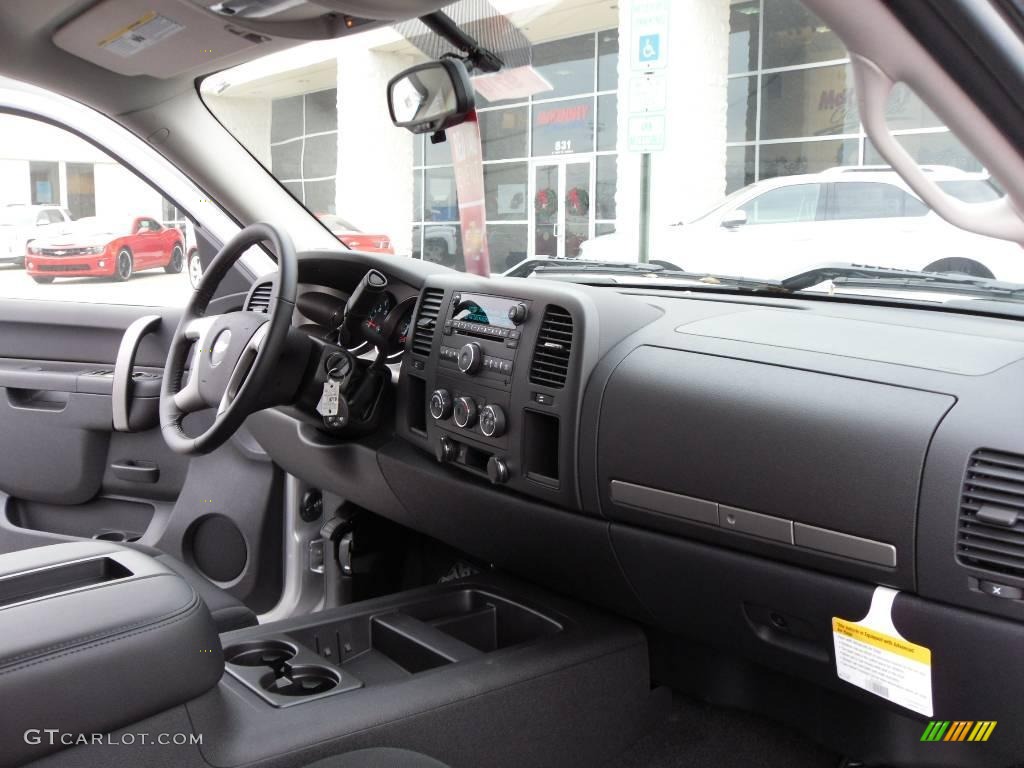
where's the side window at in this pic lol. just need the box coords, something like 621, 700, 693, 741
739, 184, 822, 225
0, 114, 193, 306
829, 182, 929, 220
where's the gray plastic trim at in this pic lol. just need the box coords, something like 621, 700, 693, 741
793, 523, 898, 568
610, 480, 897, 567
112, 314, 162, 432
720, 505, 794, 545
610, 481, 719, 526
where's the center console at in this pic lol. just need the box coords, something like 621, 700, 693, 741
396, 275, 661, 510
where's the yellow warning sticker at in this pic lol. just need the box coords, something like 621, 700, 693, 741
99, 12, 183, 57
833, 587, 933, 716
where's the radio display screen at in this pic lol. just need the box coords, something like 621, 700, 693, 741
452, 294, 517, 329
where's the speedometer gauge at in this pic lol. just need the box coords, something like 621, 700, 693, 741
363, 293, 394, 335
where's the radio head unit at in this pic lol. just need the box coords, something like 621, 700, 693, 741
450, 293, 528, 338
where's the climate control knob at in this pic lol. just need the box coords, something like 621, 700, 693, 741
436, 436, 456, 463
479, 404, 507, 438
452, 396, 478, 428
457, 343, 483, 375
429, 389, 452, 420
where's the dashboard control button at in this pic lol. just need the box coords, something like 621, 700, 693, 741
979, 580, 1023, 600
507, 303, 527, 325
429, 389, 452, 420
453, 396, 478, 428
534, 392, 554, 405
487, 456, 510, 484
458, 343, 483, 375
479, 404, 507, 438
436, 436, 456, 463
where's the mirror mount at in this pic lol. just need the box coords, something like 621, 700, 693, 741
387, 59, 476, 136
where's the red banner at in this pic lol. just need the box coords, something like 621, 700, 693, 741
446, 113, 491, 277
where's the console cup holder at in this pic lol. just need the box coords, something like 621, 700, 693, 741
260, 664, 341, 697
224, 640, 297, 670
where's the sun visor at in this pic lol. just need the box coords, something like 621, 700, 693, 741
52, 0, 284, 78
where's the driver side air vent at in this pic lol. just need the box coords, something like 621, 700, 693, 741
411, 288, 444, 356
530, 305, 573, 389
957, 449, 1024, 577
247, 282, 273, 314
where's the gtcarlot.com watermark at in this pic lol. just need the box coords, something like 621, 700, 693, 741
25, 729, 202, 747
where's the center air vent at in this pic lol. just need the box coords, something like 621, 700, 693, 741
957, 449, 1024, 578
529, 305, 573, 389
247, 282, 273, 314
411, 287, 444, 356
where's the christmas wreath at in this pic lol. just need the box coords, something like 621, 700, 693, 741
565, 186, 590, 217
534, 188, 558, 219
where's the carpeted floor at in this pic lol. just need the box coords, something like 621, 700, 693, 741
609, 695, 839, 768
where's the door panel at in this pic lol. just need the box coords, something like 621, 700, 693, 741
0, 297, 282, 611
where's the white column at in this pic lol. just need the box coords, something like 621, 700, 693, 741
616, 0, 731, 258
335, 43, 421, 256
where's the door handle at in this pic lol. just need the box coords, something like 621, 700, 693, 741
112, 314, 161, 432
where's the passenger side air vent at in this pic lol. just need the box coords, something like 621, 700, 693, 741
529, 305, 574, 389
411, 287, 444, 356
957, 449, 1024, 577
246, 282, 273, 314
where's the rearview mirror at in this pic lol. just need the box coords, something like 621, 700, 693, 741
721, 210, 748, 229
387, 60, 475, 135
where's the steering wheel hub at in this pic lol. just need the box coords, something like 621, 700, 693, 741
159, 222, 298, 456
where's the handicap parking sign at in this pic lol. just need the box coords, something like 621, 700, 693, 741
639, 34, 660, 64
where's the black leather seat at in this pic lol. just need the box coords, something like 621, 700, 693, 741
127, 543, 257, 632
304, 749, 450, 768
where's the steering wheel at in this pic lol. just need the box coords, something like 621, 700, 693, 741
160, 223, 297, 455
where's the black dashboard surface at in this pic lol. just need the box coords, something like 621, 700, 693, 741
249, 258, 1024, 767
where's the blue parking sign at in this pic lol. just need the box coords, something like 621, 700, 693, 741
639, 34, 660, 63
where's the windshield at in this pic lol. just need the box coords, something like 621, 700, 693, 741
201, 0, 1020, 307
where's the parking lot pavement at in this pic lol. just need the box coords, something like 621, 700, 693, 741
0, 265, 193, 306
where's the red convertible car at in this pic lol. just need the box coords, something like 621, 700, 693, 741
25, 215, 184, 284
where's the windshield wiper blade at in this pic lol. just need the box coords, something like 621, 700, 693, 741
780, 262, 1024, 296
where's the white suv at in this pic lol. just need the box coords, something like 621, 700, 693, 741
0, 204, 73, 267
582, 167, 1024, 282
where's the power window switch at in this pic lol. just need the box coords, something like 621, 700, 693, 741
979, 580, 1023, 600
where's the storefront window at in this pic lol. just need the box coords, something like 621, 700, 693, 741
487, 224, 528, 272
597, 31, 619, 91
484, 163, 529, 221
66, 162, 95, 219
480, 107, 528, 161
424, 167, 458, 221
865, 132, 984, 172
29, 161, 60, 205
532, 34, 595, 100
758, 138, 858, 179
596, 155, 617, 220
729, 1, 761, 74
597, 95, 617, 152
763, 0, 845, 69
759, 64, 858, 140
726, 1, 972, 194
423, 223, 462, 269
727, 77, 757, 142
726, 145, 756, 193
532, 97, 594, 156
271, 88, 338, 215
884, 83, 943, 132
